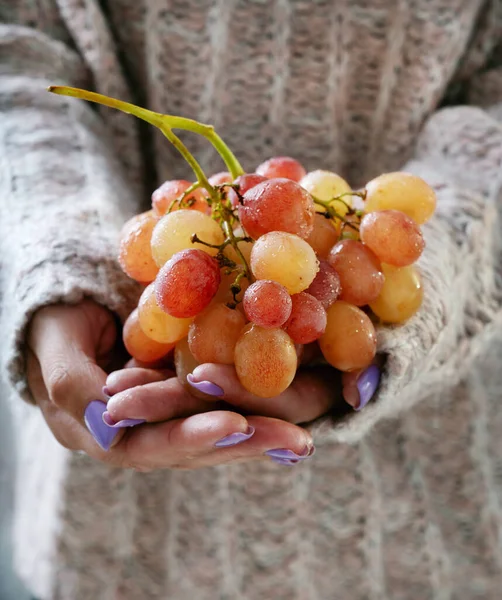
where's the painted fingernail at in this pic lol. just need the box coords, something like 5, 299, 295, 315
84, 400, 119, 451
102, 386, 111, 399
214, 426, 255, 448
265, 446, 315, 462
187, 373, 224, 397
268, 457, 301, 466
355, 365, 381, 411
102, 412, 146, 429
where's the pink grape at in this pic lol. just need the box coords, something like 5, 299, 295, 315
283, 292, 327, 344
238, 178, 315, 240
306, 260, 341, 309
208, 171, 232, 186
152, 180, 208, 215
229, 173, 268, 207
234, 324, 297, 397
119, 210, 160, 283
359, 209, 425, 267
188, 303, 246, 364
243, 280, 292, 328
155, 249, 221, 318
123, 308, 174, 363
327, 239, 385, 306
256, 156, 307, 182
202, 171, 233, 198
319, 301, 377, 371
306, 213, 339, 258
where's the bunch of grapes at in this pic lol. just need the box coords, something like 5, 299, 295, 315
49, 86, 436, 401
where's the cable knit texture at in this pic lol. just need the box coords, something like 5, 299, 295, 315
0, 1, 501, 599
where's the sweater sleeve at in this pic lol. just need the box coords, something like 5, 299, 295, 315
0, 25, 142, 404
310, 105, 502, 444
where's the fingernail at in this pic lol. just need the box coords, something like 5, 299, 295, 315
102, 412, 146, 429
265, 446, 315, 462
268, 457, 301, 466
84, 400, 119, 451
187, 373, 224, 397
355, 365, 380, 411
214, 426, 255, 448
102, 386, 111, 399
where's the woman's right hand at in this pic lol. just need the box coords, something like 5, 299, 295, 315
26, 300, 314, 469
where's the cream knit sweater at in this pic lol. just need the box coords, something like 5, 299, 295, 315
1, 1, 502, 599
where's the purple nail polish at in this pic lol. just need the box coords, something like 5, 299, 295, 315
102, 386, 111, 399
355, 365, 380, 411
268, 456, 300, 466
214, 426, 255, 448
84, 401, 119, 451
102, 412, 146, 429
187, 373, 224, 397
265, 446, 315, 462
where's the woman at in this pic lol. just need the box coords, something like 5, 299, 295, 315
1, 1, 501, 598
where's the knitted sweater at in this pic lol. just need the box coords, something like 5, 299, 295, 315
1, 1, 502, 598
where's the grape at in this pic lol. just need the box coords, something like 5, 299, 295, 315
229, 173, 268, 207
151, 209, 224, 267
306, 213, 339, 258
234, 324, 297, 397
208, 171, 232, 186
319, 301, 377, 371
360, 210, 424, 267
202, 171, 233, 198
369, 264, 423, 323
118, 210, 160, 283
123, 308, 174, 363
188, 303, 246, 364
152, 180, 208, 216
327, 239, 384, 306
238, 178, 315, 240
256, 156, 306, 182
155, 249, 221, 318
138, 284, 192, 344
283, 292, 327, 344
251, 231, 319, 294
174, 337, 217, 401
300, 170, 352, 220
243, 280, 292, 328
306, 260, 341, 309
364, 172, 436, 225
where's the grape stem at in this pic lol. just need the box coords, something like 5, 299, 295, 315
168, 181, 203, 213
222, 220, 253, 283
48, 85, 252, 302
47, 86, 245, 179
313, 193, 362, 231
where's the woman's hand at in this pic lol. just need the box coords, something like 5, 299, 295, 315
26, 300, 314, 468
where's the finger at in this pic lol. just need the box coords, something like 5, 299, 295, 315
123, 412, 314, 469
105, 367, 175, 396
187, 364, 341, 424
28, 307, 108, 422
341, 364, 381, 411
27, 349, 91, 451
26, 350, 119, 455
104, 376, 223, 424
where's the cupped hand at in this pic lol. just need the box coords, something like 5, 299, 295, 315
26, 300, 313, 469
